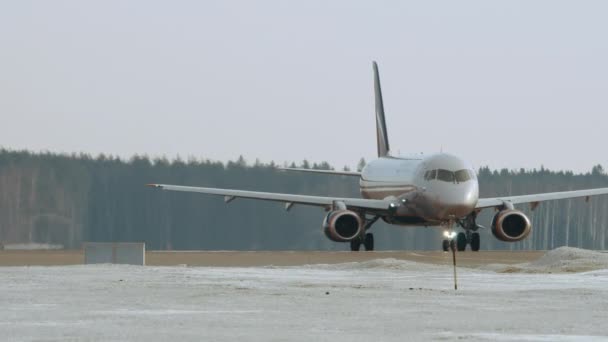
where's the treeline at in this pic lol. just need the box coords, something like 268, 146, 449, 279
0, 148, 607, 250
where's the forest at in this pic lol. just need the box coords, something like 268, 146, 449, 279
1, 148, 607, 251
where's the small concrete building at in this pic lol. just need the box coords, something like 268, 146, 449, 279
83, 242, 145, 265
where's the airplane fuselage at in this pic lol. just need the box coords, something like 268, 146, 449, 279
360, 153, 479, 225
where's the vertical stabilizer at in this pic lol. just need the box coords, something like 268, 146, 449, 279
373, 61, 390, 157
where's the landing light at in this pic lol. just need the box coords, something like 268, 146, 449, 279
443, 231, 457, 239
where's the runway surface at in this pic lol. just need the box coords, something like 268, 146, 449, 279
1, 248, 607, 341
0, 250, 544, 267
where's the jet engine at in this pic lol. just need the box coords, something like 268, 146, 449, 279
491, 209, 532, 242
323, 210, 363, 242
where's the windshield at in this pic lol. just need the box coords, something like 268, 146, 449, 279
455, 169, 471, 182
437, 169, 454, 182
425, 169, 475, 183
424, 169, 437, 181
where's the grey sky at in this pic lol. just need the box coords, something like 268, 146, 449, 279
1, 1, 607, 172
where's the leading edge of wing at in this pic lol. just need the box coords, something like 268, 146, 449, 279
277, 167, 361, 177
476, 187, 608, 209
147, 184, 392, 211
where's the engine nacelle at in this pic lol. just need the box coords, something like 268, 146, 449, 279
322, 210, 363, 242
491, 209, 532, 242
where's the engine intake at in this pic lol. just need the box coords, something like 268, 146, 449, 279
491, 209, 532, 242
323, 210, 363, 242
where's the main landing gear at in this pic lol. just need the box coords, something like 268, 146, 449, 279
350, 215, 379, 251
350, 233, 374, 251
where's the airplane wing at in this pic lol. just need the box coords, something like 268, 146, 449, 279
476, 187, 608, 209
147, 184, 392, 212
278, 167, 361, 177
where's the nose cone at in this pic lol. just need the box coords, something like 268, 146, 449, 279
442, 181, 479, 218
463, 182, 479, 207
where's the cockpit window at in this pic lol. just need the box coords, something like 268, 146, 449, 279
436, 169, 454, 182
455, 169, 471, 183
425, 169, 475, 183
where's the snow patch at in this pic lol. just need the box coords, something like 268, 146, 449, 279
439, 332, 608, 341
2, 243, 64, 250
481, 247, 608, 273
96, 309, 264, 315
2, 256, 608, 341
291, 258, 450, 272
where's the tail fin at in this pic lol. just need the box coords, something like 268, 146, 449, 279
373, 61, 390, 157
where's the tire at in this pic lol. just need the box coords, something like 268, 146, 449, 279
456, 232, 467, 251
442, 239, 449, 252
471, 232, 480, 252
364, 233, 374, 251
350, 238, 361, 251
449, 239, 456, 251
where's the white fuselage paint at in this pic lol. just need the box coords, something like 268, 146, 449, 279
360, 153, 479, 225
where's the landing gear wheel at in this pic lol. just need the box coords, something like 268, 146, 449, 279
456, 232, 467, 251
471, 232, 480, 251
449, 239, 456, 251
350, 238, 361, 251
363, 233, 374, 251
442, 239, 449, 252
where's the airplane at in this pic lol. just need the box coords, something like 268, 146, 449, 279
148, 62, 608, 252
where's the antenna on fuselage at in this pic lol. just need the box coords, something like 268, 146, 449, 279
373, 61, 390, 157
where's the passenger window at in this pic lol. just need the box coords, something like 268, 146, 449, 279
455, 169, 471, 183
437, 169, 454, 182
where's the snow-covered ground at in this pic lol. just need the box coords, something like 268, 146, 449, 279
2, 243, 64, 250
1, 247, 608, 342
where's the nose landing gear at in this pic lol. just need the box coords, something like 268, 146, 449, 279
442, 239, 449, 252
447, 231, 479, 252
442, 238, 456, 252
442, 213, 481, 252
442, 230, 457, 252
442, 231, 479, 251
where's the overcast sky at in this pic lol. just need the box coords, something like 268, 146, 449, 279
1, 1, 607, 172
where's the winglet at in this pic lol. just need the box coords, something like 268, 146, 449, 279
373, 61, 390, 157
